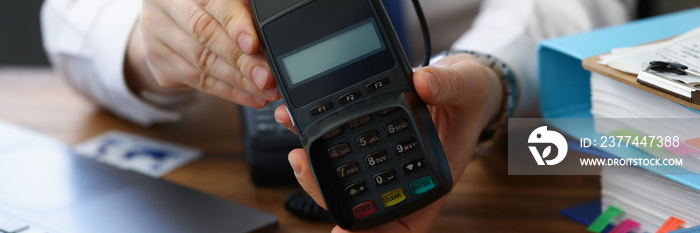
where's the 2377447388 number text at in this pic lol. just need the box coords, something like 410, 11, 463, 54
580, 136, 680, 148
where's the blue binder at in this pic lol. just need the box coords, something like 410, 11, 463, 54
537, 7, 700, 189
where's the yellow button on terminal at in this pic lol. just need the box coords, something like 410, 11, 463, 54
380, 188, 406, 207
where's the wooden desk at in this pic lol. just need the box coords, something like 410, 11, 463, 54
0, 68, 600, 232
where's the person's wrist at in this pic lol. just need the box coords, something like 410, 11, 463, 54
482, 65, 504, 128
431, 50, 519, 156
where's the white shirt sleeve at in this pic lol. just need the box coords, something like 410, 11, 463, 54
451, 0, 635, 117
41, 0, 181, 126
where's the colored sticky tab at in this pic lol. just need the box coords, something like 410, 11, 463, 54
657, 216, 685, 233
609, 219, 640, 233
685, 137, 700, 150
670, 224, 700, 233
587, 206, 623, 233
664, 142, 698, 156
609, 129, 662, 151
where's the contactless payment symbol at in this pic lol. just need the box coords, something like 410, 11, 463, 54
528, 126, 568, 166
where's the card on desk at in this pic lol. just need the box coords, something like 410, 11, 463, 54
73, 131, 201, 177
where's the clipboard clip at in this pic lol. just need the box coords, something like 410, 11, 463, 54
646, 61, 700, 78
638, 61, 700, 105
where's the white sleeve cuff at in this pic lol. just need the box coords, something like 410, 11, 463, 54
88, 0, 181, 126
451, 0, 633, 117
451, 0, 539, 117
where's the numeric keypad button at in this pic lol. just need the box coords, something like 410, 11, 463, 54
327, 142, 351, 159
385, 118, 409, 135
372, 169, 396, 186
402, 157, 425, 175
345, 181, 367, 198
336, 162, 360, 179
322, 127, 343, 140
356, 130, 381, 148
393, 138, 417, 155
364, 150, 389, 168
378, 107, 399, 116
348, 115, 372, 129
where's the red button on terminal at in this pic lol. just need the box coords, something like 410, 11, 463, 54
352, 200, 377, 219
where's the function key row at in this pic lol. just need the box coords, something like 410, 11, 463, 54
310, 78, 393, 117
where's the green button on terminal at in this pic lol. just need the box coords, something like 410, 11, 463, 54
410, 176, 435, 195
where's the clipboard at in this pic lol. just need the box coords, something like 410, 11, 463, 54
638, 67, 700, 105
537, 7, 700, 194
582, 55, 700, 112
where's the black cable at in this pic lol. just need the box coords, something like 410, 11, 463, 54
412, 0, 431, 67
285, 191, 333, 223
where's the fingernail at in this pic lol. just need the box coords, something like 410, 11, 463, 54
237, 33, 254, 55
425, 71, 440, 99
253, 96, 267, 107
265, 87, 278, 100
289, 158, 302, 175
252, 66, 269, 89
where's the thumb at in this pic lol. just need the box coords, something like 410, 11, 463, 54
413, 54, 492, 107
288, 148, 327, 209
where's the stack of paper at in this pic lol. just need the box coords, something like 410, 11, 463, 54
599, 26, 700, 76
589, 25, 700, 232
591, 25, 700, 172
591, 74, 700, 174
601, 166, 700, 232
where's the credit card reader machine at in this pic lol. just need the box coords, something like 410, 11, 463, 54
250, 0, 452, 230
